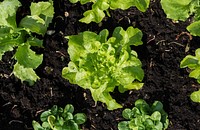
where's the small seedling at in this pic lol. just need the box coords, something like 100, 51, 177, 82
118, 99, 169, 130
32, 104, 87, 130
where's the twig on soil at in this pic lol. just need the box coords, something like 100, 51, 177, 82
9, 120, 23, 125
91, 125, 96, 129
35, 109, 45, 117
147, 35, 155, 44
2, 102, 12, 107
168, 42, 185, 47
176, 32, 192, 52
176, 32, 192, 41
155, 40, 166, 45
50, 87, 53, 97
56, 51, 66, 57
11, 104, 17, 112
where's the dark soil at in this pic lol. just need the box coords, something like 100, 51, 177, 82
1, 0, 200, 130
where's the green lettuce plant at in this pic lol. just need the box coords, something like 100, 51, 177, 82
62, 26, 144, 110
0, 0, 54, 85
69, 0, 150, 23
160, 0, 200, 36
180, 48, 200, 102
32, 104, 87, 130
118, 99, 169, 130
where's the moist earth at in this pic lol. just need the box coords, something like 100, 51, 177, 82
0, 0, 200, 130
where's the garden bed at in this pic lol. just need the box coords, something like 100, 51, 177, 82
0, 0, 200, 129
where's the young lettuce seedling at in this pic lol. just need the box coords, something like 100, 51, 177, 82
118, 99, 169, 130
62, 26, 144, 110
161, 0, 200, 36
69, 0, 150, 23
32, 104, 87, 130
180, 48, 200, 102
0, 0, 54, 85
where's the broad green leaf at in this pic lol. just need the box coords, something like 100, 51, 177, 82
32, 120, 44, 130
63, 120, 79, 130
190, 89, 200, 102
14, 44, 43, 69
144, 119, 154, 128
132, 107, 141, 116
0, 27, 24, 60
187, 20, 200, 36
27, 37, 43, 47
30, 0, 54, 26
75, 69, 92, 89
65, 112, 73, 120
0, 0, 21, 28
123, 66, 144, 82
124, 82, 144, 90
122, 108, 132, 119
91, 87, 122, 110
129, 118, 142, 129
151, 101, 163, 112
62, 64, 77, 84
99, 29, 109, 43
58, 117, 64, 126
74, 113, 87, 125
79, 7, 105, 23
19, 15, 47, 35
40, 110, 52, 122
161, 0, 193, 21
189, 67, 200, 82
151, 111, 161, 121
51, 105, 58, 115
135, 99, 150, 114
155, 122, 164, 130
195, 48, 200, 59
194, 7, 200, 21
97, 91, 122, 110
118, 121, 131, 130
0, 38, 15, 60
13, 62, 40, 85
69, 0, 92, 4
79, 0, 109, 23
126, 27, 143, 46
133, 0, 150, 12
110, 0, 150, 12
30, 1, 54, 17
64, 104, 74, 114
180, 55, 198, 69
69, 0, 79, 4
67, 31, 100, 61
112, 26, 143, 47
41, 122, 50, 128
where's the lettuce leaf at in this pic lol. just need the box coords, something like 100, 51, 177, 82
161, 0, 200, 36
62, 27, 144, 110
0, 0, 54, 85
69, 0, 150, 23
0, 0, 21, 28
180, 48, 200, 102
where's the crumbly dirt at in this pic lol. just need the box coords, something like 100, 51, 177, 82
1, 0, 200, 130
